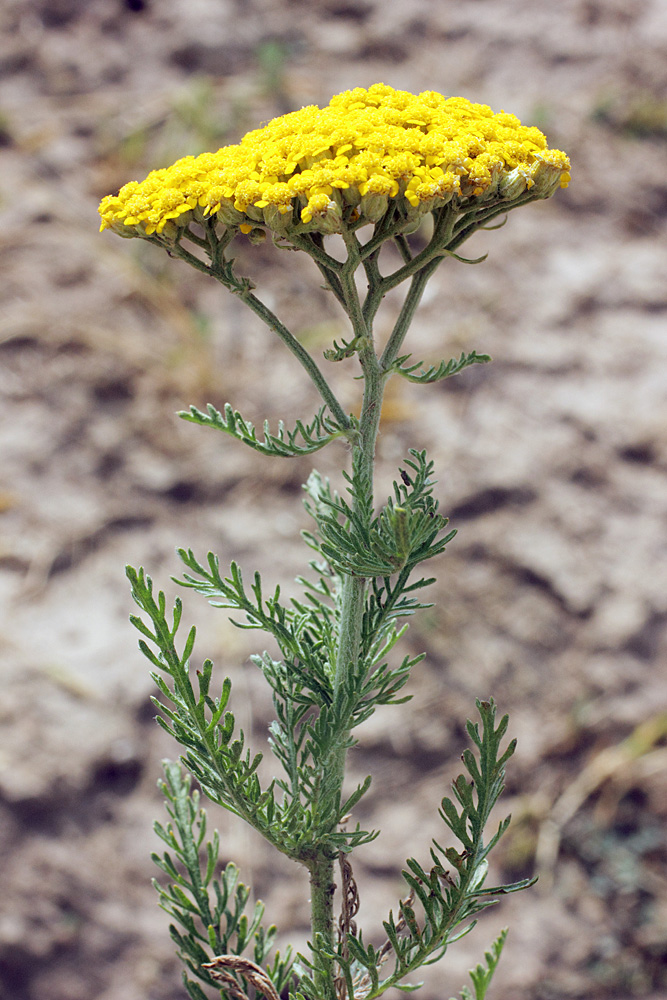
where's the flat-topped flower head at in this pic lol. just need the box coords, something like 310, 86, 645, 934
99, 83, 570, 243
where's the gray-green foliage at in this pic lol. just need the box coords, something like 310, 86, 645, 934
293, 705, 531, 1000
128, 444, 533, 1000
123, 185, 543, 1000
153, 761, 294, 999
180, 403, 350, 458
448, 929, 509, 1000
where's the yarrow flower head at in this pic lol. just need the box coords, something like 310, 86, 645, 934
99, 83, 570, 244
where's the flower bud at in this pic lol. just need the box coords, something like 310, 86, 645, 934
310, 200, 344, 235
532, 153, 570, 197
213, 199, 246, 228
262, 203, 295, 235
245, 226, 267, 244
359, 191, 389, 223
498, 167, 533, 200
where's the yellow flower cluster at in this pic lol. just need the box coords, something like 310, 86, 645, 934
99, 83, 570, 241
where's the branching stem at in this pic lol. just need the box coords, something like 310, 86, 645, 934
171, 236, 352, 434
144, 205, 529, 1000
380, 261, 441, 371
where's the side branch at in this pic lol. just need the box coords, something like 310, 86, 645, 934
447, 195, 536, 252
170, 237, 351, 431
380, 262, 441, 371
340, 228, 373, 344
240, 287, 352, 430
288, 233, 348, 310
358, 213, 413, 262
381, 205, 458, 292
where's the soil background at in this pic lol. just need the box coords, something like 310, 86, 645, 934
1, 1, 667, 998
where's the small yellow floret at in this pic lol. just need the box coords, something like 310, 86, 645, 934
99, 83, 570, 239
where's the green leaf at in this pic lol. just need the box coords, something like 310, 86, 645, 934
180, 402, 350, 457
323, 333, 362, 361
128, 566, 305, 855
153, 763, 295, 996
350, 700, 531, 1000
448, 928, 509, 1000
390, 350, 491, 385
306, 449, 456, 580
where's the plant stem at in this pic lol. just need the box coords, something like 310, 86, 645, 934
380, 204, 457, 292
307, 235, 389, 992
380, 262, 440, 371
334, 341, 384, 697
169, 239, 352, 434
307, 854, 337, 1000
334, 225, 385, 701
239, 286, 351, 430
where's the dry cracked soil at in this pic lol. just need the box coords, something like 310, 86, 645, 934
1, 1, 667, 998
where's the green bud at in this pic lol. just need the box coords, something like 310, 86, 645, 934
498, 167, 532, 199
262, 203, 295, 235
215, 199, 246, 227
359, 191, 389, 223
246, 227, 267, 245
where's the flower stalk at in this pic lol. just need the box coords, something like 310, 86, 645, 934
104, 84, 569, 1000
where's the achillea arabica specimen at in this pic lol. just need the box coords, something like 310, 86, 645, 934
102, 85, 570, 1000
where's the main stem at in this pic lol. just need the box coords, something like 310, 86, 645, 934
308, 352, 385, 999
308, 240, 388, 999
334, 343, 384, 697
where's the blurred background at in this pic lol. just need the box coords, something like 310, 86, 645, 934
1, 0, 667, 998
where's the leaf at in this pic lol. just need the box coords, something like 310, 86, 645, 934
152, 763, 295, 996
180, 402, 350, 457
448, 928, 509, 1000
357, 700, 531, 999
391, 350, 491, 385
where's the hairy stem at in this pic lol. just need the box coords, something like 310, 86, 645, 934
308, 855, 337, 1000
170, 239, 352, 433
381, 204, 458, 292
238, 286, 352, 431
307, 234, 389, 989
380, 262, 441, 371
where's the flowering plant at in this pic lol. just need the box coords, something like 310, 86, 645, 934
101, 84, 570, 1000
